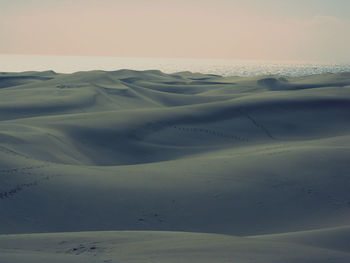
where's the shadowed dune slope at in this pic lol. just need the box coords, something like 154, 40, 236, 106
0, 70, 350, 262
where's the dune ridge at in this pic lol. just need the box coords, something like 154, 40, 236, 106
0, 70, 350, 262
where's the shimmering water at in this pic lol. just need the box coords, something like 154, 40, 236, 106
1, 55, 350, 77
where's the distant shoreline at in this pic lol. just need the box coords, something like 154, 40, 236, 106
1, 55, 350, 77
1, 69, 350, 80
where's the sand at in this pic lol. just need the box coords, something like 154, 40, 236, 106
0, 69, 350, 262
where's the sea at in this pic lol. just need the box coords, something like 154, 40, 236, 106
1, 55, 350, 77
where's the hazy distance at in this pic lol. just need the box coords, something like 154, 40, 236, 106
1, 0, 349, 63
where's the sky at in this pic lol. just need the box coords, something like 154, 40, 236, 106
0, 0, 349, 63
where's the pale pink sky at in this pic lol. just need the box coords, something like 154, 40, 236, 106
1, 0, 349, 62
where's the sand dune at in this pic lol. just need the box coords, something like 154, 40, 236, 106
1, 230, 350, 263
0, 70, 349, 262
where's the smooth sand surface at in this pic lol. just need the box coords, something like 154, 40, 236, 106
0, 70, 350, 262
